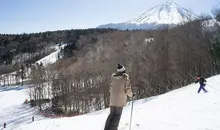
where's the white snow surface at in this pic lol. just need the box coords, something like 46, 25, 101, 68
35, 43, 67, 66
0, 85, 44, 129
127, 0, 197, 25
1, 75, 220, 130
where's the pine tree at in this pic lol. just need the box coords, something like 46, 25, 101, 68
52, 96, 63, 114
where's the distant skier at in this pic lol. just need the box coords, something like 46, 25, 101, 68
3, 122, 6, 128
32, 116, 34, 122
104, 64, 135, 130
195, 75, 208, 93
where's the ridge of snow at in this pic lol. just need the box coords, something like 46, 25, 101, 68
1, 74, 220, 130
126, 0, 197, 25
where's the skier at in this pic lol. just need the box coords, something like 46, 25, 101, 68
195, 75, 208, 93
32, 116, 34, 122
104, 64, 135, 130
3, 122, 6, 128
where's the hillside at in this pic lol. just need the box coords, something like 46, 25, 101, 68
0, 28, 116, 86
35, 43, 67, 66
2, 20, 217, 119
0, 85, 45, 130
0, 28, 115, 68
0, 75, 219, 130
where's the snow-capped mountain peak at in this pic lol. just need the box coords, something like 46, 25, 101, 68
126, 0, 197, 25
97, 1, 197, 30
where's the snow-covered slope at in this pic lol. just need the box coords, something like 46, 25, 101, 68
0, 43, 67, 86
0, 85, 44, 129
127, 0, 196, 25
35, 43, 67, 66
1, 74, 219, 130
97, 0, 197, 30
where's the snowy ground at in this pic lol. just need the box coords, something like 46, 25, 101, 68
0, 86, 44, 130
1, 75, 220, 130
35, 43, 67, 66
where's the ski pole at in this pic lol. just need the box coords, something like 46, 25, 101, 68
129, 96, 134, 130
206, 84, 217, 90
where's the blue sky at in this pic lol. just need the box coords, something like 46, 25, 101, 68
0, 0, 218, 34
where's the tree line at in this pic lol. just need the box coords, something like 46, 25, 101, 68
0, 28, 116, 72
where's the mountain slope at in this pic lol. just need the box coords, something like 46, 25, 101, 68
98, 0, 197, 30
35, 43, 67, 66
0, 86, 45, 129
2, 74, 220, 130
127, 0, 196, 25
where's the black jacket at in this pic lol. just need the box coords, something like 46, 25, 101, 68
195, 77, 207, 85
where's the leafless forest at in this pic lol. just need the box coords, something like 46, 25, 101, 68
23, 16, 220, 115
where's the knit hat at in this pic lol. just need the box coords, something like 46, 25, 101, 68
117, 64, 125, 73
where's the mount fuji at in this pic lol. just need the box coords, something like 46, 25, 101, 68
97, 0, 197, 30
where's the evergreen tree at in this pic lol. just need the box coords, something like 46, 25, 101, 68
52, 96, 63, 114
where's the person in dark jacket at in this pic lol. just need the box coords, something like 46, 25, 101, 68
104, 64, 135, 130
195, 75, 208, 93
32, 116, 34, 122
3, 122, 6, 128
